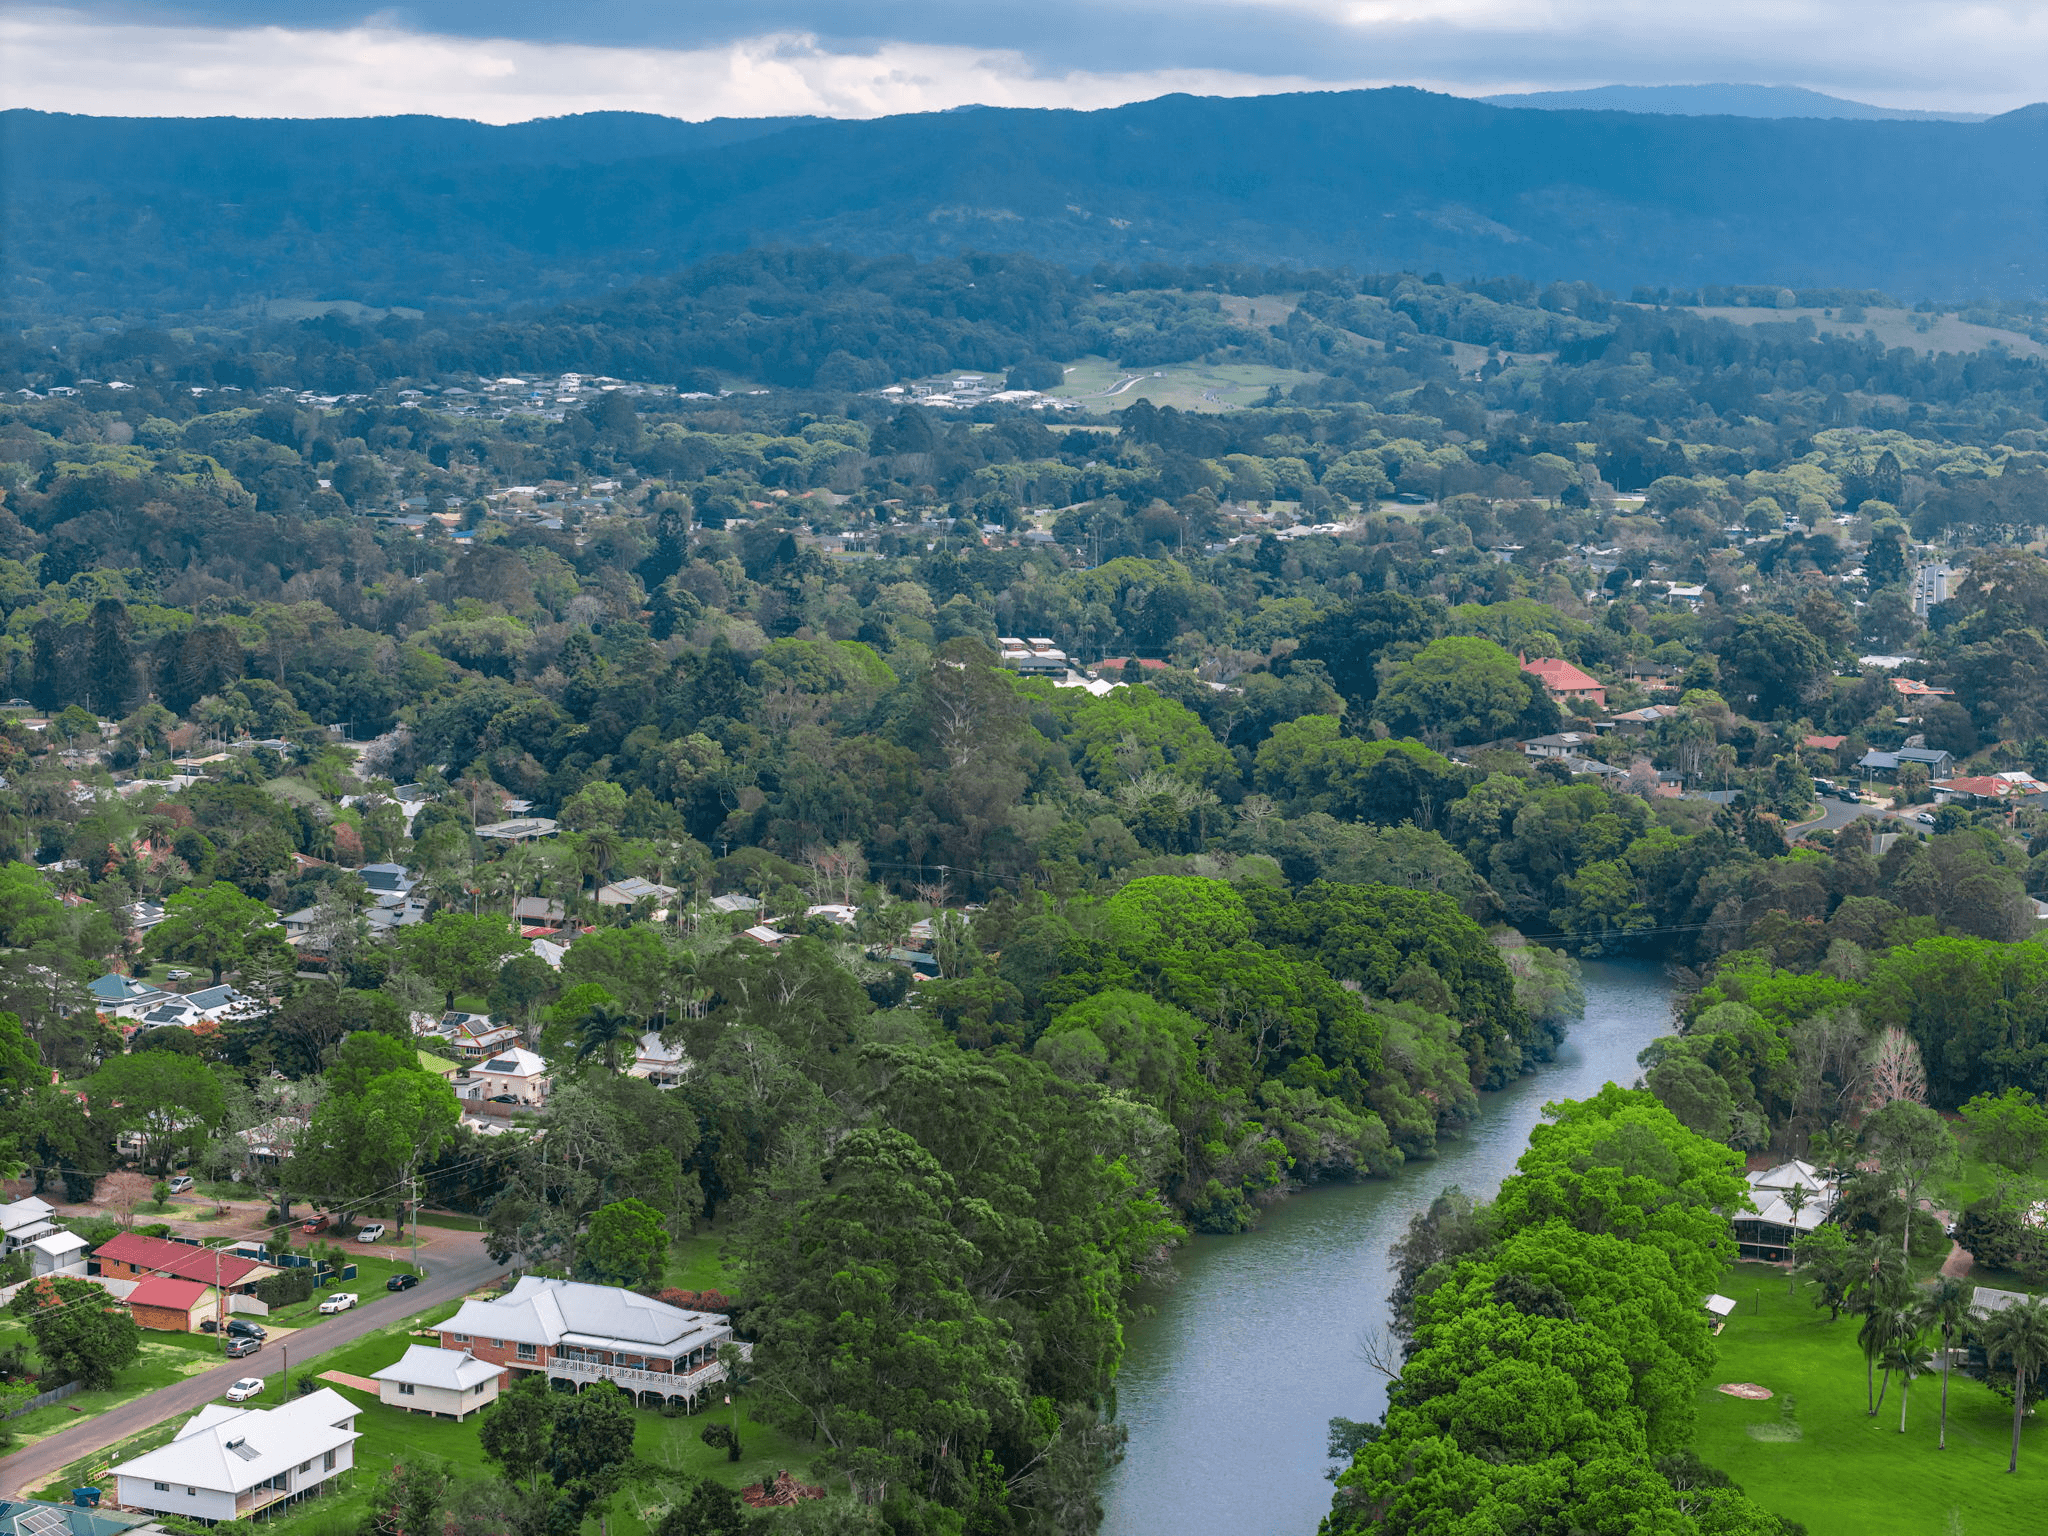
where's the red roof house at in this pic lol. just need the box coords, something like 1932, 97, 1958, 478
126, 1276, 218, 1331
1891, 677, 1954, 699
93, 1233, 275, 1292
1519, 655, 1607, 710
1801, 735, 1847, 751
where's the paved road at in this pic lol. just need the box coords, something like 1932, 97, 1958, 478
0, 1233, 502, 1498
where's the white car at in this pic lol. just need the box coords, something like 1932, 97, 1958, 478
355, 1223, 386, 1244
166, 969, 192, 981
318, 1292, 359, 1315
225, 1377, 265, 1403
167, 1175, 194, 1194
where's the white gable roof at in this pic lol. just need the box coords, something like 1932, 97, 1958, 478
113, 1389, 359, 1493
0, 1197, 55, 1235
373, 1345, 499, 1391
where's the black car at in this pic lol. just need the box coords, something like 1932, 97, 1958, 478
225, 1335, 261, 1358
386, 1273, 420, 1291
227, 1317, 266, 1339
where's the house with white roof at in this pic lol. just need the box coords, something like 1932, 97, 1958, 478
629, 1031, 689, 1089
597, 876, 676, 910
27, 1229, 89, 1277
372, 1345, 500, 1419
0, 1196, 59, 1256
456, 1047, 551, 1106
111, 1388, 360, 1522
1731, 1159, 1839, 1261
437, 1276, 741, 1407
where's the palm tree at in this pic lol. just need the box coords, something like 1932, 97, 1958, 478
1860, 1304, 1909, 1416
1850, 1238, 1911, 1413
1881, 1325, 1930, 1433
1917, 1275, 1975, 1449
1978, 1295, 2048, 1473
573, 1002, 641, 1075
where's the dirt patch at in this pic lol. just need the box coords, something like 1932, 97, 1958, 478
1718, 1383, 1774, 1399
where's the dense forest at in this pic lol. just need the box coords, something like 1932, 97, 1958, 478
2, 246, 2048, 1531
7, 89, 2048, 319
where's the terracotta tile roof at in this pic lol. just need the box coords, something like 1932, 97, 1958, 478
1519, 655, 1604, 693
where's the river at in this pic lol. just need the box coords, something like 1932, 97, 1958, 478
1099, 957, 1678, 1536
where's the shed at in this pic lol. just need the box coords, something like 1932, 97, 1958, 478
372, 1346, 501, 1420
126, 1277, 218, 1332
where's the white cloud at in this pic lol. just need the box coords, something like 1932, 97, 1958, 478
1, 3, 2042, 121
0, 10, 1431, 122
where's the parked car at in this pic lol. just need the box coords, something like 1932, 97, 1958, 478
487, 1094, 521, 1104
167, 1174, 194, 1194
317, 1292, 359, 1315
165, 969, 192, 981
356, 1223, 386, 1243
386, 1273, 419, 1292
225, 1375, 265, 1401
1915, 811, 1937, 825
302, 1213, 331, 1235
226, 1318, 266, 1340
1836, 787, 1861, 802
225, 1336, 261, 1359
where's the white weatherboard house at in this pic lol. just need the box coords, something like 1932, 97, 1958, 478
372, 1345, 500, 1420
111, 1388, 359, 1521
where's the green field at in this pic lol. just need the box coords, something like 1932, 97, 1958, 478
1055, 355, 1323, 414
0, 1323, 226, 1447
1698, 1262, 2048, 1534
36, 1259, 813, 1536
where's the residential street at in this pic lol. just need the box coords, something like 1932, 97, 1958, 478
0, 1229, 503, 1499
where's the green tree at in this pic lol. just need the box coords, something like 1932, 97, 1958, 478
86, 1051, 227, 1172
8, 1275, 141, 1389
1793, 1224, 1855, 1321
144, 881, 286, 984
1916, 1274, 1974, 1449
1979, 1294, 2048, 1473
578, 1197, 668, 1288
1960, 1088, 2048, 1199
478, 1373, 555, 1492
546, 1381, 638, 1525
1376, 637, 1548, 748
573, 1002, 642, 1075
1860, 1098, 1955, 1258
654, 1478, 750, 1536
396, 913, 525, 1011
289, 1043, 459, 1217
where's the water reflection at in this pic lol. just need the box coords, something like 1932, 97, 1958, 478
1100, 958, 1677, 1536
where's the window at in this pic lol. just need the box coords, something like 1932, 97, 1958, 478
398, 1383, 416, 1395
299, 1461, 312, 1474
187, 1488, 198, 1497
324, 1451, 338, 1472
490, 1338, 504, 1348
516, 1342, 536, 1361
153, 1483, 170, 1492
450, 1332, 470, 1344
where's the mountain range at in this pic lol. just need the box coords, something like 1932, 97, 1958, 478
1477, 84, 1991, 122
5, 87, 2046, 321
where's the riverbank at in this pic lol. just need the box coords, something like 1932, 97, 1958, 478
1099, 957, 1678, 1536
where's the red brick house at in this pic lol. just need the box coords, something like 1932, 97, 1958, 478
93, 1233, 276, 1295
438, 1276, 742, 1409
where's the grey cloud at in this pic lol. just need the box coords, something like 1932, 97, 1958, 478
52, 0, 2048, 108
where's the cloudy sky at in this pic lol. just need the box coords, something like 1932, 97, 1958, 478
4, 1, 2043, 121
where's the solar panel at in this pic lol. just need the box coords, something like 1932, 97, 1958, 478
18, 1506, 72, 1536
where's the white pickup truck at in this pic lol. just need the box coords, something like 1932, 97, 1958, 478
317, 1292, 359, 1315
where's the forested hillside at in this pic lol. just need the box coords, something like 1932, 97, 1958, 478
6, 88, 2048, 319
4, 245, 2048, 1530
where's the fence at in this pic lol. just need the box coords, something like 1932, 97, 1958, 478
3, 1379, 82, 1419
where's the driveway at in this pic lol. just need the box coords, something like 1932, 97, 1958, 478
0, 1232, 503, 1499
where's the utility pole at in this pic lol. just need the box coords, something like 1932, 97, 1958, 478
411, 1168, 421, 1280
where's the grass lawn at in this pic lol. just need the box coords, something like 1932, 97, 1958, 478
255, 1251, 426, 1327
67, 1293, 817, 1536
1697, 1261, 2048, 1533
661, 1231, 733, 1293
1056, 354, 1324, 415
1, 1325, 229, 1447
413, 1210, 486, 1232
